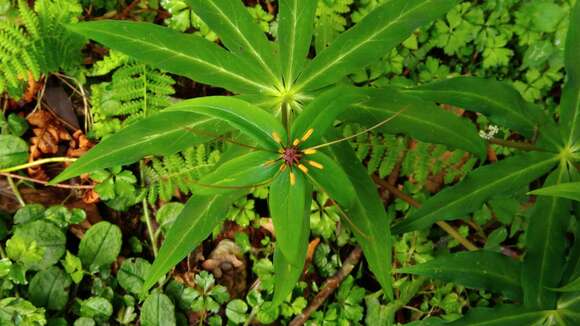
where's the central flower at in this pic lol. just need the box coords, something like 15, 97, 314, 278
267, 128, 323, 185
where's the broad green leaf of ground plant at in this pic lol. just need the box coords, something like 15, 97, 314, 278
327, 138, 393, 298
528, 182, 580, 201
560, 1, 579, 146
51, 111, 228, 184
295, 0, 460, 92
269, 169, 310, 267
0, 135, 28, 168
142, 191, 244, 293
78, 221, 122, 271
402, 77, 545, 139
66, 21, 275, 95
141, 292, 176, 326
277, 0, 317, 87
523, 167, 572, 309
397, 251, 523, 300
343, 87, 487, 159
186, 0, 282, 89
28, 266, 71, 311
392, 152, 560, 234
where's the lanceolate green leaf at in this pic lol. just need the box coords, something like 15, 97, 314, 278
271, 174, 312, 305
397, 251, 522, 300
563, 201, 580, 283
295, 0, 459, 91
558, 293, 580, 322
327, 137, 393, 298
528, 182, 580, 201
445, 305, 552, 326
392, 152, 560, 234
269, 170, 310, 266
552, 276, 580, 292
291, 86, 367, 147
523, 167, 572, 309
142, 191, 244, 293
560, 1, 579, 146
402, 77, 543, 139
51, 111, 227, 184
67, 21, 275, 95
195, 151, 278, 195
306, 151, 356, 209
342, 87, 486, 158
278, 0, 317, 86
166, 96, 286, 150
186, 0, 281, 88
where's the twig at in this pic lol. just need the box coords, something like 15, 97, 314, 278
289, 246, 363, 326
0, 157, 77, 173
372, 175, 478, 251
6, 176, 25, 207
1, 172, 94, 189
488, 138, 544, 152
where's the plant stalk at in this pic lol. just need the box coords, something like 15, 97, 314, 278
139, 161, 158, 257
373, 175, 478, 251
0, 157, 77, 173
488, 138, 544, 152
6, 176, 25, 207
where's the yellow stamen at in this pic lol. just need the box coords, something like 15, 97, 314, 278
264, 160, 276, 167
289, 172, 296, 185
308, 160, 324, 169
272, 132, 282, 144
301, 128, 314, 142
303, 148, 317, 155
293, 138, 300, 146
298, 164, 309, 174
279, 164, 287, 172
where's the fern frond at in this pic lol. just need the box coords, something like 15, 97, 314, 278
143, 145, 222, 204
90, 63, 176, 139
0, 0, 84, 98
344, 124, 476, 189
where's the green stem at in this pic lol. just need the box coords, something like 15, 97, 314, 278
0, 157, 77, 173
7, 176, 25, 207
0, 244, 7, 259
139, 161, 158, 257
282, 102, 289, 138
244, 306, 259, 326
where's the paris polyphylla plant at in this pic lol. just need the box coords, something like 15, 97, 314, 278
49, 0, 580, 315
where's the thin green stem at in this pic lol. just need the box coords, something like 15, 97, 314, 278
139, 161, 158, 257
6, 176, 25, 207
0, 243, 7, 259
282, 102, 289, 140
0, 157, 77, 173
